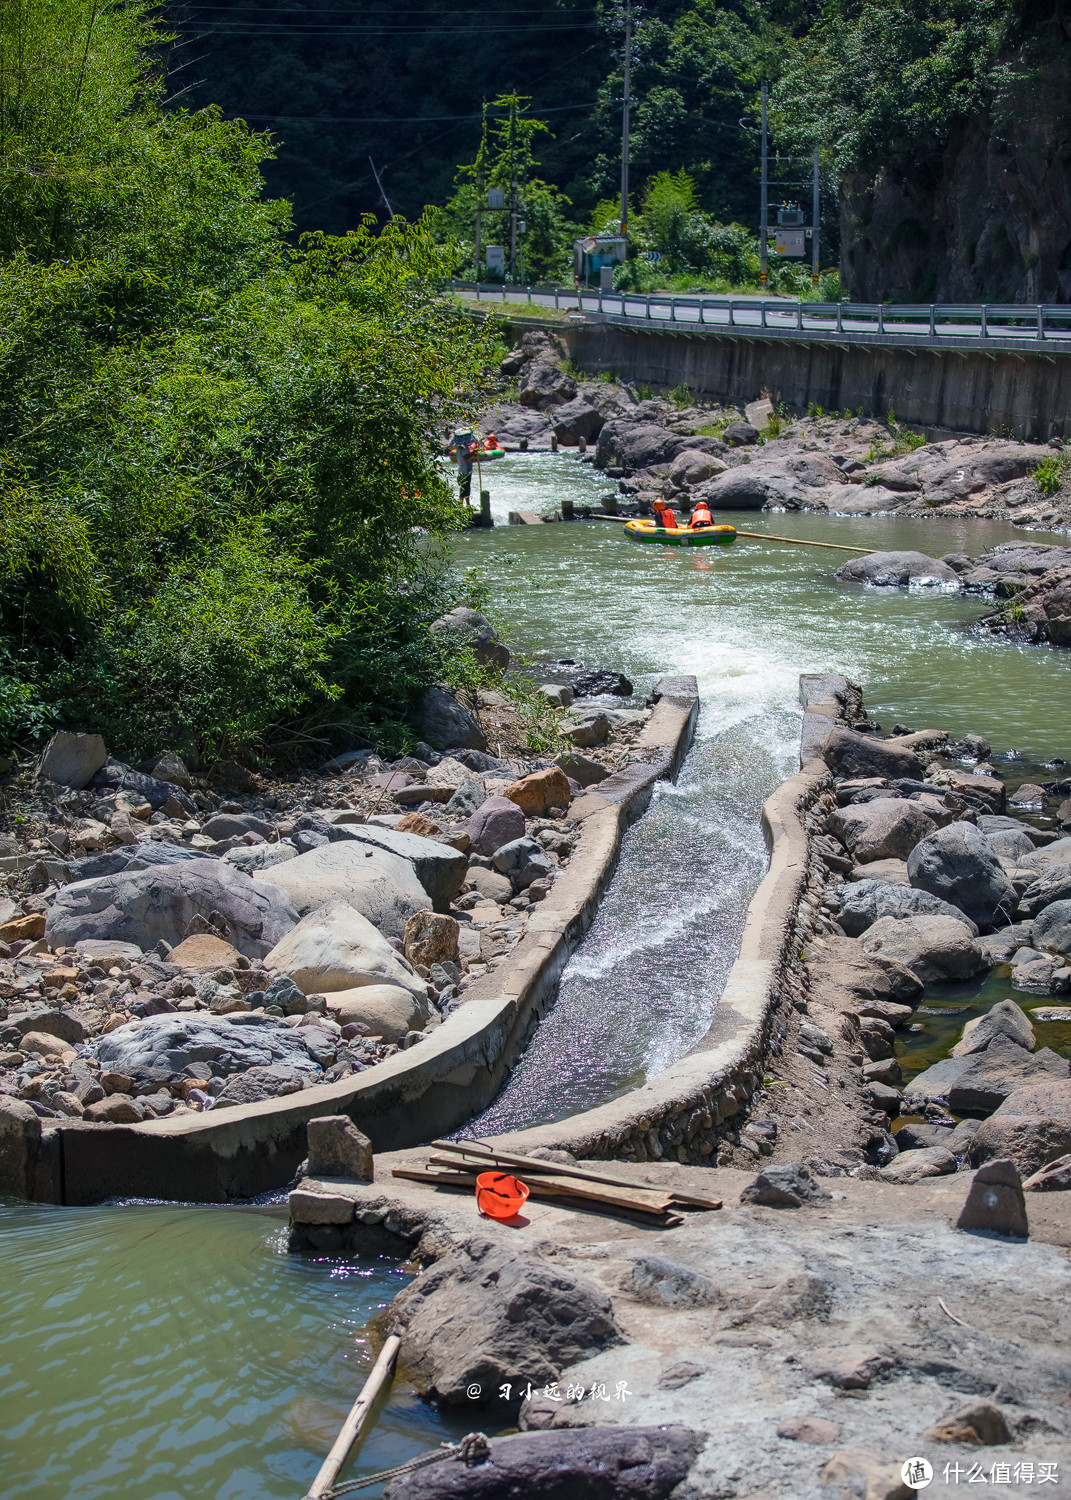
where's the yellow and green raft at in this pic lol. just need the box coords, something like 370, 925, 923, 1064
624, 519, 737, 547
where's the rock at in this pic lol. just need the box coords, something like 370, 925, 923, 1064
491, 836, 554, 890
0, 911, 46, 942
869, 1082, 904, 1113
834, 551, 959, 587
167, 934, 245, 970
807, 936, 923, 1012
380, 1428, 700, 1500
570, 669, 633, 698
561, 712, 610, 748
827, 799, 937, 863
626, 1255, 723, 1309
956, 1158, 1029, 1237
696, 451, 848, 510
668, 448, 727, 486
404, 910, 460, 969
338, 826, 467, 910
855, 998, 914, 1026
418, 688, 487, 752
503, 767, 572, 817
325, 983, 428, 1042
596, 418, 705, 473
946, 1038, 1069, 1116
880, 1146, 957, 1183
518, 358, 576, 411
443, 780, 485, 819
861, 914, 986, 983
777, 1417, 841, 1445
722, 419, 760, 446
1024, 898, 1071, 956
820, 1452, 912, 1500
89, 757, 195, 812
429, 608, 510, 671
556, 753, 610, 788
212, 1064, 314, 1106
983, 825, 1036, 863
92, 1012, 325, 1087
74, 938, 143, 964
538, 683, 573, 709
17, 1032, 72, 1062
927, 1400, 1013, 1445
862, 1057, 903, 1086
0, 1097, 42, 1195
967, 1079, 1071, 1176
953, 998, 1036, 1056
821, 727, 924, 781
847, 857, 910, 886
266, 899, 426, 997
222, 841, 299, 876
306, 1116, 373, 1180
550, 398, 604, 446
260, 843, 432, 937
45, 860, 298, 959
806, 1346, 895, 1390
388, 1238, 622, 1408
200, 812, 275, 842
830, 879, 978, 937
395, 813, 443, 839
66, 844, 214, 884
466, 864, 514, 902
8, 1008, 84, 1045
84, 1095, 142, 1123
906, 822, 1016, 932
1022, 1153, 1071, 1191
1020, 836, 1071, 872
1018, 861, 1071, 916
906, 1055, 974, 1104
149, 751, 192, 789
39, 731, 108, 790
739, 1162, 833, 1208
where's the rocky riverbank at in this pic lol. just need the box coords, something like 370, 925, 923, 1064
485, 330, 1071, 530
0, 626, 655, 1186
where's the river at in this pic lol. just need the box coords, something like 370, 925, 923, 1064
4, 451, 1071, 1496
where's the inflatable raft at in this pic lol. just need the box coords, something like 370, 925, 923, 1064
624, 520, 737, 547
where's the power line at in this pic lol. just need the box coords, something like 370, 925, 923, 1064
232, 101, 601, 124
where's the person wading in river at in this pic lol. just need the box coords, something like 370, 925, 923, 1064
449, 429, 478, 506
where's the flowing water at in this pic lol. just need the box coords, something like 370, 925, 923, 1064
6, 451, 1071, 1496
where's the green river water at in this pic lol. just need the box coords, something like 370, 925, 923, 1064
4, 450, 1071, 1497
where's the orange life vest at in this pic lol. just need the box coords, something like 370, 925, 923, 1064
690, 503, 713, 528
662, 508, 677, 529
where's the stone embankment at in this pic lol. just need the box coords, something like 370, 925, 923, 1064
0, 639, 699, 1202
486, 329, 1071, 530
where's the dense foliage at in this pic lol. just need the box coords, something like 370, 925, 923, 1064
0, 0, 498, 762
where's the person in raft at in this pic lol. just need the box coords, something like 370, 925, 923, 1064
652, 498, 678, 529
689, 498, 713, 528
449, 428, 478, 504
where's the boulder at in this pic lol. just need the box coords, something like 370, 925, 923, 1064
6, 1008, 85, 1045
379, 1428, 700, 1500
418, 688, 487, 752
429, 608, 509, 671
200, 812, 275, 842
848, 857, 910, 886
1020, 836, 1071, 872
943, 771, 1007, 814
821, 727, 924, 782
1019, 869, 1071, 919
983, 826, 1036, 863
696, 452, 848, 510
325, 983, 428, 1042
259, 842, 432, 936
74, 938, 143, 964
956, 1158, 1028, 1237
967, 1080, 1071, 1176
0, 1097, 42, 1197
465, 796, 526, 857
739, 1162, 832, 1208
503, 767, 572, 817
722, 419, 760, 446
827, 798, 937, 863
953, 999, 1036, 1057
166, 934, 245, 970
880, 1146, 957, 1183
492, 836, 554, 890
668, 448, 726, 487
570, 669, 633, 697
89, 757, 195, 812
556, 753, 610, 788
387, 1237, 622, 1408
860, 915, 986, 983
550, 398, 604, 446
442, 781, 485, 818
404, 910, 460, 969
907, 822, 1016, 932
807, 936, 923, 1012
518, 359, 577, 411
927, 1401, 1014, 1447
306, 1116, 373, 1180
265, 899, 426, 997
38, 731, 108, 790
66, 843, 213, 883
212, 1064, 316, 1107
561, 711, 610, 748
1022, 1153, 1071, 1192
1032, 899, 1071, 958
834, 551, 959, 587
946, 1037, 1068, 1117
465, 865, 513, 903
595, 419, 707, 473
44, 860, 298, 959
92, 1012, 325, 1085
830, 879, 978, 937
222, 841, 298, 875
149, 751, 192, 789
341, 826, 467, 910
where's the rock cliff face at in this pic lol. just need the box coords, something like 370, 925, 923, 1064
840, 3, 1071, 302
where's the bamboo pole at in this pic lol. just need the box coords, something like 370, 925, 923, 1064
304, 1333, 403, 1500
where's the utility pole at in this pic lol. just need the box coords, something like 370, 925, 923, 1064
509, 176, 518, 280
369, 156, 393, 219
474, 101, 486, 280
811, 144, 820, 287
620, 0, 631, 235
759, 82, 768, 288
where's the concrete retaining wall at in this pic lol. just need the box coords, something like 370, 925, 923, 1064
24, 677, 699, 1204
500, 316, 1071, 441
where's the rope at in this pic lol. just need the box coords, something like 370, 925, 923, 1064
322, 1433, 491, 1497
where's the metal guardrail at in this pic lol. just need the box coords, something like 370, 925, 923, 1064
448, 280, 1071, 349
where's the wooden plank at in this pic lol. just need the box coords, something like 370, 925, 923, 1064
424, 1157, 675, 1211
392, 1164, 676, 1216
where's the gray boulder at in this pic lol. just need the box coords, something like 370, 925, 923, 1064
212, 1064, 316, 1107
551, 398, 604, 446
821, 727, 924, 782
492, 836, 554, 890
465, 795, 526, 857
953, 999, 1035, 1057
880, 1146, 957, 1183
968, 1080, 1071, 1177
44, 859, 298, 959
200, 812, 276, 842
1019, 837, 1071, 873
983, 826, 1036, 863
946, 1037, 1068, 1117
223, 841, 298, 874
697, 452, 848, 511
418, 687, 487, 752
827, 798, 937, 863
907, 822, 1016, 932
39, 731, 108, 790
830, 879, 978, 937
261, 842, 433, 936
1018, 866, 1071, 918
835, 551, 959, 587
556, 752, 610, 788
443, 779, 486, 818
67, 842, 212, 882
1032, 899, 1071, 955
89, 757, 195, 812
518, 359, 576, 411
306, 1115, 374, 1180
722, 419, 760, 446
740, 1162, 832, 1208
388, 1237, 622, 1408
429, 608, 509, 671
861, 914, 986, 983
93, 1013, 324, 1086
343, 826, 467, 910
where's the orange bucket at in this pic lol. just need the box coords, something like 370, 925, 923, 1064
475, 1171, 530, 1220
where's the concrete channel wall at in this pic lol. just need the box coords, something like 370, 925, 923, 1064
21, 677, 699, 1205
499, 315, 1071, 442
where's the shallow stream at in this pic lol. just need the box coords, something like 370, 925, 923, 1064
6, 451, 1071, 1495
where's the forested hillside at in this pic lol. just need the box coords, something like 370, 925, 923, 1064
165, 1, 1070, 302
